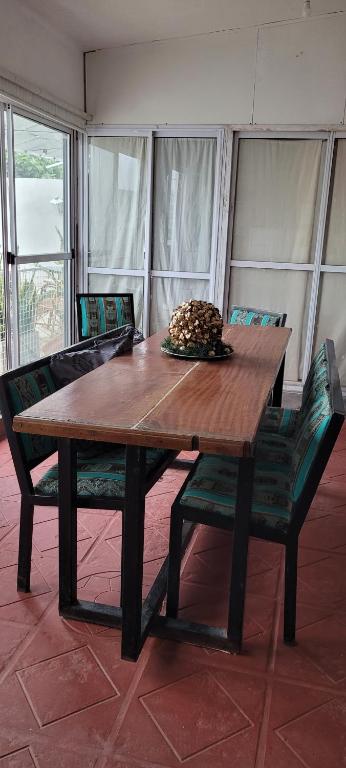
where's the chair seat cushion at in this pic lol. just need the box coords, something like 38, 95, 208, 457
34, 446, 172, 498
179, 433, 294, 535
260, 407, 300, 437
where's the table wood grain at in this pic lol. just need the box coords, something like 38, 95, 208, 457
13, 325, 291, 457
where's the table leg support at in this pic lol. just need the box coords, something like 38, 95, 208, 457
58, 438, 77, 611
227, 456, 255, 651
272, 354, 285, 407
121, 445, 146, 661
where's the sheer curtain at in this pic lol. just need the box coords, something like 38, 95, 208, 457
314, 139, 346, 384
324, 139, 346, 266
229, 138, 324, 382
229, 268, 311, 382
88, 136, 147, 270
152, 138, 216, 272
151, 137, 216, 332
232, 139, 322, 263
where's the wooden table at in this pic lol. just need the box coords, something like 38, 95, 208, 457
13, 324, 291, 660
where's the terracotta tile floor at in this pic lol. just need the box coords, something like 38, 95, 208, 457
0, 427, 345, 767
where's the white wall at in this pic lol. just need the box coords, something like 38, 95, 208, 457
0, 0, 84, 111
86, 12, 346, 125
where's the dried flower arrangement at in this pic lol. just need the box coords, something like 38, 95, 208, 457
161, 300, 233, 359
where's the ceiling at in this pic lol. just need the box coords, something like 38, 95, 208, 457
20, 0, 346, 51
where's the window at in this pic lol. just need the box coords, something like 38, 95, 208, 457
228, 135, 326, 384
313, 138, 346, 385
87, 131, 219, 336
0, 106, 74, 370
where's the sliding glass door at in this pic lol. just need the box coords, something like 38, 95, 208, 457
11, 113, 73, 364
228, 134, 327, 385
0, 106, 74, 370
87, 131, 220, 336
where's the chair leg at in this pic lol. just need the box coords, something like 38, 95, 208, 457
166, 513, 184, 619
284, 539, 298, 645
17, 498, 34, 592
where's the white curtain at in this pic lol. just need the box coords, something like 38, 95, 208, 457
229, 267, 311, 382
324, 139, 346, 266
150, 277, 209, 334
152, 138, 216, 272
232, 139, 323, 263
88, 136, 147, 270
89, 273, 144, 330
314, 277, 346, 386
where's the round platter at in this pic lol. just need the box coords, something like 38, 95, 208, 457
160, 346, 233, 361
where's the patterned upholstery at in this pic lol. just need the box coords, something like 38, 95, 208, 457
291, 342, 332, 501
78, 295, 134, 339
178, 342, 332, 532
179, 432, 293, 534
35, 446, 171, 497
229, 306, 284, 327
260, 407, 300, 438
8, 366, 57, 462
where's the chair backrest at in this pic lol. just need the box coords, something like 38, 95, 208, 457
76, 293, 135, 340
0, 325, 130, 494
229, 305, 287, 328
290, 339, 344, 528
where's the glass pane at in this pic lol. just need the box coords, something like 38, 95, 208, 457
229, 267, 312, 382
150, 277, 209, 334
0, 190, 5, 375
324, 139, 346, 266
13, 114, 69, 256
18, 261, 65, 364
88, 273, 144, 330
152, 138, 216, 272
89, 137, 147, 270
232, 139, 323, 264
313, 273, 346, 386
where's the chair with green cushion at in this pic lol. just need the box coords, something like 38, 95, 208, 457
229, 306, 287, 406
166, 339, 344, 645
0, 329, 176, 593
229, 306, 287, 328
76, 293, 135, 341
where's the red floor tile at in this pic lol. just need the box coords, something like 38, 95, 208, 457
0, 428, 346, 766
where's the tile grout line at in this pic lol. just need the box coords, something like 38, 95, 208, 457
95, 639, 154, 768
254, 552, 284, 768
94, 520, 201, 768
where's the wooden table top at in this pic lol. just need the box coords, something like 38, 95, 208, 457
13, 325, 291, 457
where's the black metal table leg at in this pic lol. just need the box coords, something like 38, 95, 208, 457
121, 445, 146, 661
58, 438, 77, 611
272, 354, 285, 407
227, 456, 255, 651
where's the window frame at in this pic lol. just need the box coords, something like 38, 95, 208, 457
226, 129, 346, 390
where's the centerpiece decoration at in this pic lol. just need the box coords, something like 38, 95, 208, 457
161, 300, 233, 360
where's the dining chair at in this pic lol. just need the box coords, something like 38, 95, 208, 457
229, 306, 287, 328
230, 306, 287, 406
0, 329, 176, 593
76, 293, 135, 340
166, 339, 344, 644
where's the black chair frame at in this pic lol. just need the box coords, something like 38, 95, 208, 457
0, 325, 176, 592
76, 292, 135, 341
166, 339, 344, 646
